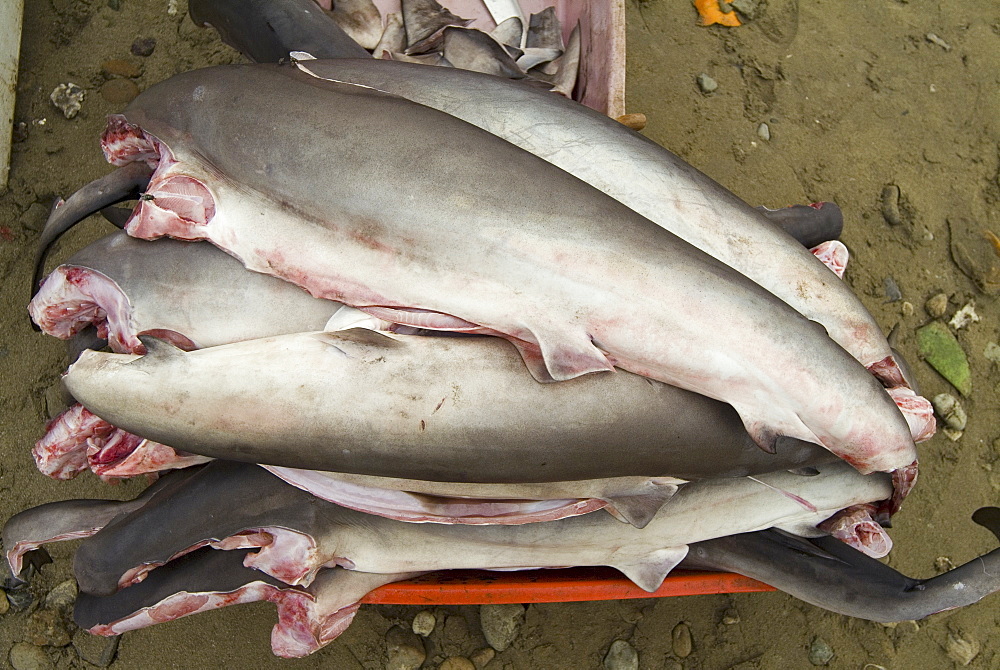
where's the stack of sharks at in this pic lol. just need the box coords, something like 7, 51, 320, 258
6, 0, 1000, 659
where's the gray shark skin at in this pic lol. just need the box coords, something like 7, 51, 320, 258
284, 57, 907, 389
64, 330, 840, 483
72, 460, 890, 597
31, 162, 153, 305
685, 509, 1000, 622
188, 0, 370, 62
100, 63, 916, 475
30, 233, 343, 353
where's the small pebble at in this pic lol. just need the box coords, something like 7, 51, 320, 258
696, 73, 718, 93
72, 631, 120, 668
756, 123, 770, 141
721, 608, 740, 625
925, 292, 948, 318
729, 0, 758, 19
8, 642, 54, 670
603, 639, 638, 670
863, 665, 887, 670
470, 647, 495, 669
934, 556, 956, 572
18, 203, 48, 233
895, 620, 919, 635
808, 637, 834, 666
49, 83, 85, 119
7, 588, 35, 611
101, 59, 142, 78
27, 608, 72, 647
440, 657, 476, 670
442, 613, 469, 646
130, 37, 157, 57
479, 604, 524, 652
883, 277, 901, 302
925, 32, 952, 51
44, 579, 78, 612
107, 0, 121, 10
932, 393, 967, 431
948, 302, 980, 330
942, 426, 963, 442
880, 184, 903, 226
385, 625, 426, 670
900, 301, 914, 316
0, 590, 9, 615
984, 341, 1000, 364
412, 609, 436, 637
101, 79, 140, 105
671, 622, 693, 658
945, 631, 980, 666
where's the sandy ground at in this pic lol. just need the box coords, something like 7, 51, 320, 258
1, 0, 998, 668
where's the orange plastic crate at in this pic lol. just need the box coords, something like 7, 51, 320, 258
362, 568, 775, 605
346, 0, 746, 609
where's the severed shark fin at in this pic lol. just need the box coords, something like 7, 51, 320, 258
442, 27, 525, 79
373, 13, 406, 57
325, 0, 383, 50
526, 7, 563, 50
516, 47, 561, 72
529, 23, 580, 97
402, 0, 470, 53
490, 16, 523, 48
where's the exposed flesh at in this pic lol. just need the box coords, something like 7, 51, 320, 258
75, 548, 422, 658
77, 512, 1000, 654
31, 162, 153, 302
29, 202, 848, 354
72, 460, 892, 596
33, 405, 628, 525
30, 234, 344, 353
33, 404, 210, 481
264, 465, 685, 528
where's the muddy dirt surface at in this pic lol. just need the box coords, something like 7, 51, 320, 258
1, 0, 998, 668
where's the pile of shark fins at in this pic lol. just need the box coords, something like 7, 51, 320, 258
189, 0, 585, 99
6, 0, 1000, 659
